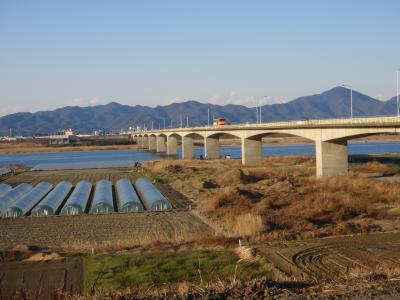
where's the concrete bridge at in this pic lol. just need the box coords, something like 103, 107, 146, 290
131, 116, 400, 178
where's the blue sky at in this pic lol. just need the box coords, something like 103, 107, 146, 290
0, 0, 399, 116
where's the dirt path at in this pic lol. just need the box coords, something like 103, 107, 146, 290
0, 257, 83, 299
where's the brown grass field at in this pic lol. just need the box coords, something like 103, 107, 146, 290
0, 141, 140, 154
143, 155, 400, 240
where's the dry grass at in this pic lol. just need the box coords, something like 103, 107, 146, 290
234, 213, 264, 236
143, 155, 400, 240
351, 160, 393, 174
0, 141, 139, 154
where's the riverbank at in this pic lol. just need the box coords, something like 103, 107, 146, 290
0, 141, 140, 154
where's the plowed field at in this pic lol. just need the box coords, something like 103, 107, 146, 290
256, 231, 400, 281
0, 257, 83, 299
0, 211, 213, 250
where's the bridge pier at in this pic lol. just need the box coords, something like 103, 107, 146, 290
148, 136, 157, 151
316, 140, 348, 178
182, 136, 195, 159
142, 136, 148, 149
241, 137, 262, 166
167, 136, 178, 155
204, 137, 220, 159
136, 136, 142, 146
156, 136, 166, 153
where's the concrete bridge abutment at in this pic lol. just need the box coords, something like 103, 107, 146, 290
182, 136, 195, 159
148, 136, 157, 151
156, 136, 166, 153
316, 139, 348, 178
167, 136, 178, 155
204, 137, 220, 159
241, 137, 262, 166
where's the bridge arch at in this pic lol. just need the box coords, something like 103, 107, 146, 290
157, 133, 168, 138
183, 132, 205, 139
246, 130, 316, 141
206, 132, 242, 139
166, 132, 182, 138
322, 128, 398, 142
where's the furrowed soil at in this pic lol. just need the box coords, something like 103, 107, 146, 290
0, 257, 83, 299
0, 211, 213, 250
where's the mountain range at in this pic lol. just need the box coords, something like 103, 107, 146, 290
1, 86, 398, 136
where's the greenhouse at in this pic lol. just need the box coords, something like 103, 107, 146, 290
3, 182, 53, 218
90, 180, 114, 214
61, 180, 92, 215
115, 178, 144, 212
0, 183, 32, 215
0, 183, 12, 196
31, 181, 72, 216
134, 178, 172, 211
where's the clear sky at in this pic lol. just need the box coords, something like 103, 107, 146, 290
0, 0, 399, 116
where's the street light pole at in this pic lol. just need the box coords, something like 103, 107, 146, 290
342, 84, 353, 118
207, 109, 210, 127
259, 96, 268, 124
163, 118, 165, 129
397, 69, 399, 117
255, 101, 259, 124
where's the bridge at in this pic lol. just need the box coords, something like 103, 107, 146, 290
131, 116, 400, 178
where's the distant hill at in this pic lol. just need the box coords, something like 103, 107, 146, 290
0, 86, 398, 136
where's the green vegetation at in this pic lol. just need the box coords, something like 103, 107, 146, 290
83, 249, 273, 292
147, 172, 176, 184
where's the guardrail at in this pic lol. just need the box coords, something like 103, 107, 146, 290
131, 115, 400, 134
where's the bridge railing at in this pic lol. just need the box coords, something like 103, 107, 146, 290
131, 115, 400, 133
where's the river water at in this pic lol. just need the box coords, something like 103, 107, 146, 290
0, 141, 399, 170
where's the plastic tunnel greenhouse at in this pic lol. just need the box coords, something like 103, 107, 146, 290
115, 179, 144, 212
90, 180, 114, 214
0, 183, 32, 216
3, 182, 53, 218
31, 181, 72, 216
61, 180, 92, 215
0, 183, 12, 196
134, 178, 172, 211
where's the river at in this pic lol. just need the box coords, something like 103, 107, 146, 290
0, 141, 399, 170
